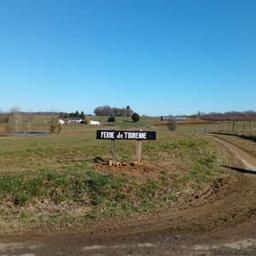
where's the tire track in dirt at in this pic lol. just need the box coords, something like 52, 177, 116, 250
212, 135, 256, 171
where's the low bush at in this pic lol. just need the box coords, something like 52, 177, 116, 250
131, 113, 140, 122
107, 116, 115, 122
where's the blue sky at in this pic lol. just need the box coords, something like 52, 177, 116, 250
0, 0, 255, 116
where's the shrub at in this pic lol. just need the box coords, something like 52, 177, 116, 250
80, 118, 89, 124
107, 116, 115, 122
49, 118, 62, 134
131, 113, 140, 122
49, 123, 55, 134
0, 115, 9, 123
167, 119, 176, 131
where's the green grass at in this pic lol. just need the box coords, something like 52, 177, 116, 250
0, 116, 229, 232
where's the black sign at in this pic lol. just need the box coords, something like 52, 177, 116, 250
96, 130, 156, 140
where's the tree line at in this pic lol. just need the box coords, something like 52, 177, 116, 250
199, 111, 256, 121
94, 105, 133, 117
59, 111, 85, 119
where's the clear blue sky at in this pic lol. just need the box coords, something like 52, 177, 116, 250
0, 0, 255, 116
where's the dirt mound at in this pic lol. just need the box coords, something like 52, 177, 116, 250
94, 158, 161, 180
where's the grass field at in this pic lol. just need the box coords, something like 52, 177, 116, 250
0, 116, 231, 233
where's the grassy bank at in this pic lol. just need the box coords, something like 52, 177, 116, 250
0, 118, 229, 232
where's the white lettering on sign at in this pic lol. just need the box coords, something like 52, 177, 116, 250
96, 130, 156, 140
116, 132, 124, 139
101, 131, 115, 139
124, 132, 147, 140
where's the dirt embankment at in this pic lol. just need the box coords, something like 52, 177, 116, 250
1, 135, 256, 256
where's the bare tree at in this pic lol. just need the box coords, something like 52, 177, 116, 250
167, 118, 176, 131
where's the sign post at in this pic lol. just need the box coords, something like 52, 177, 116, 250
135, 129, 142, 162
136, 140, 142, 162
112, 139, 117, 162
96, 130, 156, 163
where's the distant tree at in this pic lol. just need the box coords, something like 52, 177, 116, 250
126, 105, 132, 117
94, 105, 134, 117
0, 114, 12, 134
75, 110, 79, 118
0, 114, 9, 123
9, 108, 22, 132
167, 118, 176, 131
94, 105, 112, 116
200, 111, 256, 121
49, 117, 62, 134
10, 106, 20, 113
80, 111, 85, 119
111, 107, 119, 116
108, 116, 115, 122
131, 113, 140, 122
59, 112, 65, 119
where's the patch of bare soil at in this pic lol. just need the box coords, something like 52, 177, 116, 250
180, 176, 232, 208
94, 157, 162, 180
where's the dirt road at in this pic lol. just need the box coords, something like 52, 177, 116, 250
1, 135, 256, 256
